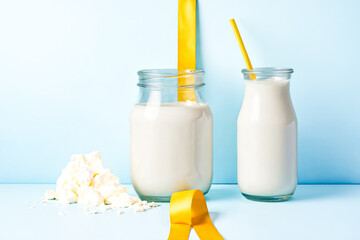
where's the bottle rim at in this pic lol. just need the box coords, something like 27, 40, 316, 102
242, 67, 294, 75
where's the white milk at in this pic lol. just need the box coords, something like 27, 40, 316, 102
130, 102, 213, 200
237, 79, 297, 199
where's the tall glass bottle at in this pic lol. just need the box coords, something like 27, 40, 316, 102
238, 68, 297, 201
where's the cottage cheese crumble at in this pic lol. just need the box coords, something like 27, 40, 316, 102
44, 151, 158, 213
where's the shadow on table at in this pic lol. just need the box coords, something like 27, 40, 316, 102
206, 186, 242, 201
291, 184, 355, 202
209, 212, 220, 222
205, 184, 356, 203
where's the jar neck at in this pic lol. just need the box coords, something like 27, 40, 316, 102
136, 69, 206, 104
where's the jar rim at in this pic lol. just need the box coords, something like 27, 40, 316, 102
242, 67, 294, 75
138, 69, 204, 78
137, 69, 205, 88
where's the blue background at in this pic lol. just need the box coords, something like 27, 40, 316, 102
0, 0, 359, 184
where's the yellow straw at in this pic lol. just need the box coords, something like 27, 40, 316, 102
229, 19, 256, 80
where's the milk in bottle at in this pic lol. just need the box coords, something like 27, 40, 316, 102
237, 68, 297, 201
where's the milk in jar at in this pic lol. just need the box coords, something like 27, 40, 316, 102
130, 69, 213, 202
237, 68, 297, 201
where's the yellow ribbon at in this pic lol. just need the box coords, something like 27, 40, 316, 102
168, 190, 224, 240
177, 0, 197, 102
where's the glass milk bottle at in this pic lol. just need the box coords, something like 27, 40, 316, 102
237, 68, 297, 201
130, 69, 213, 202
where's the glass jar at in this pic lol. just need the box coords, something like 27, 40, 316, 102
237, 67, 297, 202
130, 69, 213, 202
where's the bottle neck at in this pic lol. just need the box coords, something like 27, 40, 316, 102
244, 79, 290, 100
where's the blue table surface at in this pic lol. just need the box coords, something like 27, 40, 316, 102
1, 184, 359, 240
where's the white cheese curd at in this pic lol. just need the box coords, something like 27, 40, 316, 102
77, 186, 104, 206
106, 192, 140, 208
57, 186, 78, 204
44, 190, 57, 200
92, 169, 127, 200
58, 211, 65, 216
45, 151, 158, 213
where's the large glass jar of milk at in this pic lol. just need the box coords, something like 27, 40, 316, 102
237, 68, 297, 202
130, 69, 213, 202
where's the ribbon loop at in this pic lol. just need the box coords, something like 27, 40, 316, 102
168, 190, 224, 240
